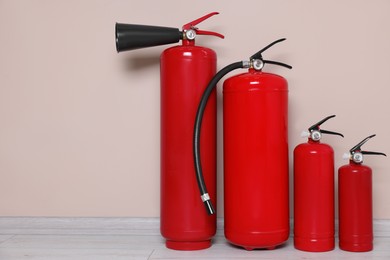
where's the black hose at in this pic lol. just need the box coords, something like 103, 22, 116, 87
193, 61, 244, 215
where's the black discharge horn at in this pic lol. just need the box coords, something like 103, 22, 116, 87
115, 23, 182, 52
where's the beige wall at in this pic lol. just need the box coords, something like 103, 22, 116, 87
0, 0, 389, 218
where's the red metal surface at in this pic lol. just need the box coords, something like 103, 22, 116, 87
160, 42, 217, 250
293, 140, 335, 252
223, 69, 289, 250
338, 162, 373, 252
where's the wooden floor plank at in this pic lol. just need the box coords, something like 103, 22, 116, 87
0, 218, 389, 260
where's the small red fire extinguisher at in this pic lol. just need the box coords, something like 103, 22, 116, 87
338, 134, 386, 252
293, 115, 343, 252
116, 12, 223, 250
193, 39, 292, 250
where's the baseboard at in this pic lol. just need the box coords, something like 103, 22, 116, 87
0, 217, 389, 237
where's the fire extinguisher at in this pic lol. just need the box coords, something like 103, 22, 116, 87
338, 134, 386, 252
116, 12, 224, 250
293, 115, 343, 252
193, 38, 292, 250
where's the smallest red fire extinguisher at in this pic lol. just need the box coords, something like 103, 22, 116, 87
338, 134, 386, 252
294, 115, 343, 252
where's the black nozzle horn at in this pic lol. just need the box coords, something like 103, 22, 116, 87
115, 23, 182, 52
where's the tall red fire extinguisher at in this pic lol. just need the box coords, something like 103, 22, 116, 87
293, 115, 343, 252
339, 134, 386, 252
116, 12, 224, 250
193, 39, 292, 250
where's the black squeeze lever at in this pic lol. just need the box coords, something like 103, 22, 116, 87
308, 115, 344, 141
250, 38, 292, 69
350, 134, 387, 157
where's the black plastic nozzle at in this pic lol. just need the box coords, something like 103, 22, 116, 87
115, 23, 182, 52
307, 115, 344, 141
203, 200, 215, 215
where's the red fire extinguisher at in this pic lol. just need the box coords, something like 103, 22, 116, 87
293, 115, 343, 252
338, 134, 386, 252
193, 39, 292, 250
116, 12, 224, 250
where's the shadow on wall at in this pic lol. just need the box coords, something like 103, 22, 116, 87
121, 53, 161, 72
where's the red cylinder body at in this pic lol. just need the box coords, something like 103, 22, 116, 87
293, 140, 335, 251
223, 69, 289, 250
338, 162, 373, 252
160, 41, 217, 250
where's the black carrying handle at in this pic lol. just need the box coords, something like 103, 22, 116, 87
350, 134, 386, 156
308, 115, 344, 137
115, 23, 182, 52
250, 38, 292, 69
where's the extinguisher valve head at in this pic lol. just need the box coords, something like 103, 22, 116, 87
184, 29, 196, 40
252, 59, 264, 70
310, 130, 322, 141
352, 152, 364, 163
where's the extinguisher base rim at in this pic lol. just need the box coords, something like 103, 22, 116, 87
165, 239, 212, 250
294, 237, 335, 252
339, 241, 373, 252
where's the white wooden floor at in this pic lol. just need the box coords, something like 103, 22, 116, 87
0, 218, 389, 259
